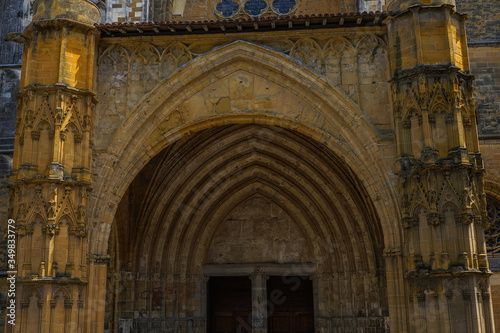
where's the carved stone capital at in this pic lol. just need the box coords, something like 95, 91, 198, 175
69, 225, 88, 238
64, 299, 74, 309
456, 213, 475, 225
43, 223, 60, 235
90, 254, 110, 265
383, 247, 402, 257
427, 213, 441, 226
403, 217, 419, 229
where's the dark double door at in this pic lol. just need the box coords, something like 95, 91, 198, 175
208, 276, 314, 333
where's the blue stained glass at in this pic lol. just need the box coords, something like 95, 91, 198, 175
272, 0, 296, 14
244, 0, 267, 16
216, 0, 240, 17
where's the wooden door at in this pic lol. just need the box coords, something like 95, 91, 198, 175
208, 276, 252, 333
267, 276, 315, 333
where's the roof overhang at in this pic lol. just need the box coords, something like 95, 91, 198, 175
97, 11, 391, 38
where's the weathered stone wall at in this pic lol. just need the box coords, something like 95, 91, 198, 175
0, 69, 20, 147
104, 0, 148, 22
0, 0, 31, 152
468, 45, 500, 136
95, 29, 392, 152
207, 196, 313, 264
456, 0, 499, 41
0, 0, 29, 65
3, 0, 500, 332
455, 0, 500, 136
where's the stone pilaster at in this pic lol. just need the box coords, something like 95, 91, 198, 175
6, 0, 100, 332
387, 1, 494, 332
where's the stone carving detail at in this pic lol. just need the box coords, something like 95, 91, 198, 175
90, 254, 111, 265
383, 247, 402, 257
133, 318, 205, 332
98, 35, 387, 112
399, 164, 487, 273
485, 196, 500, 254
393, 69, 488, 276
11, 89, 93, 282
160, 43, 193, 79
312, 317, 388, 332
290, 37, 323, 69
398, 168, 485, 224
392, 73, 477, 165
16, 90, 89, 150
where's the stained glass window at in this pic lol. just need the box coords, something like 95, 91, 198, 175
272, 0, 296, 14
244, 0, 267, 16
485, 196, 500, 254
216, 0, 240, 17
216, 0, 298, 18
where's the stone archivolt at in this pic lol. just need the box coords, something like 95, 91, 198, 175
90, 40, 397, 257
107, 124, 388, 331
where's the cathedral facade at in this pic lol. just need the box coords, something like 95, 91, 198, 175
1, 0, 500, 332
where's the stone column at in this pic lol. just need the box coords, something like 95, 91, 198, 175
6, 0, 100, 332
386, 0, 494, 332
251, 269, 268, 333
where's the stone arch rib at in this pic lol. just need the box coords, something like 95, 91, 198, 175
115, 124, 384, 277
89, 40, 400, 255
109, 124, 389, 320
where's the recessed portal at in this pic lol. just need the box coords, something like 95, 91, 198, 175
208, 276, 252, 333
267, 276, 314, 333
107, 125, 387, 331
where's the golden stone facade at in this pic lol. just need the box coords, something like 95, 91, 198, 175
2, 0, 500, 332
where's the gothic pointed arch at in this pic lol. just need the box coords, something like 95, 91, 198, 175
108, 123, 389, 328
88, 40, 401, 256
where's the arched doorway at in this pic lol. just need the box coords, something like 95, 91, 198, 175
104, 124, 388, 332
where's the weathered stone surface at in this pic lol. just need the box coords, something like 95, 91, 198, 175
456, 0, 500, 41
455, 0, 500, 137
2, 0, 500, 332
106, 124, 388, 331
0, 0, 30, 158
0, 69, 19, 151
32, 0, 100, 25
